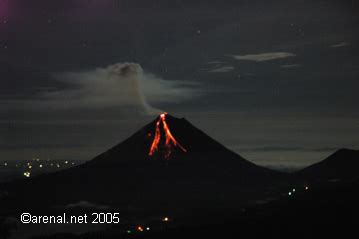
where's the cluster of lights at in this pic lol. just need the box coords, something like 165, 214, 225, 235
0, 158, 77, 178
288, 186, 309, 196
127, 216, 170, 234
136, 226, 150, 232
128, 225, 151, 234
288, 188, 295, 196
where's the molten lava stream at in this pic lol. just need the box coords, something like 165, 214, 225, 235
148, 113, 186, 159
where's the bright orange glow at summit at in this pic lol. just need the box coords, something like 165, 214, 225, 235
148, 113, 187, 158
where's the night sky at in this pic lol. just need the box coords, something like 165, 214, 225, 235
1, 0, 359, 168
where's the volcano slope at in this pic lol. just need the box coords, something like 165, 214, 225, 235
0, 114, 286, 214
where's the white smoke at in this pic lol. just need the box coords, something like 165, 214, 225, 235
37, 62, 199, 115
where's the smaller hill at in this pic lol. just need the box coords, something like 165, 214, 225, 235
297, 148, 359, 181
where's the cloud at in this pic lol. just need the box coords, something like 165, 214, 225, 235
280, 64, 301, 68
330, 42, 351, 48
64, 201, 109, 210
33, 62, 200, 115
229, 52, 296, 62
208, 66, 234, 73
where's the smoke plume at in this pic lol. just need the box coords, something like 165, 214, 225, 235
39, 62, 199, 115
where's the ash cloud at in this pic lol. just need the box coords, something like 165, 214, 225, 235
37, 63, 199, 115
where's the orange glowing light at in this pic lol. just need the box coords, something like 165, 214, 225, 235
137, 226, 144, 232
148, 113, 187, 159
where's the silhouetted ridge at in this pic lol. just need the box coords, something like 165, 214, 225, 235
297, 148, 359, 180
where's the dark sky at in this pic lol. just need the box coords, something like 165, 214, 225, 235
1, 0, 359, 168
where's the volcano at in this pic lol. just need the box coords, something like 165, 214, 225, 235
84, 113, 277, 175
1, 114, 284, 213
297, 148, 359, 181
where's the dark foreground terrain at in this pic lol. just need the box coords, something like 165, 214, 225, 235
1, 114, 358, 239
28, 180, 359, 239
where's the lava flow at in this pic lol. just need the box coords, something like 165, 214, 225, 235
148, 113, 187, 159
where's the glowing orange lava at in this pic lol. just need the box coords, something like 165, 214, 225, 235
148, 113, 186, 158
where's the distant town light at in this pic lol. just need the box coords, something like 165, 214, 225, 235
65, 161, 68, 164
162, 217, 169, 222
126, 230, 132, 234
288, 192, 292, 196
137, 226, 144, 232
4, 162, 7, 166
305, 186, 309, 190
23, 172, 31, 178
28, 165, 32, 169
39, 164, 43, 168
146, 227, 150, 231
292, 189, 296, 192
